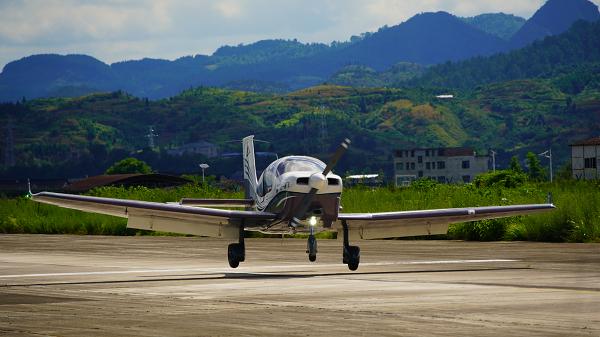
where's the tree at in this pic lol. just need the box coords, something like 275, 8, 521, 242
105, 157, 152, 175
526, 152, 545, 181
509, 155, 523, 173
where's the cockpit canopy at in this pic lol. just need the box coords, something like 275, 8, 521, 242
276, 156, 326, 175
257, 156, 326, 197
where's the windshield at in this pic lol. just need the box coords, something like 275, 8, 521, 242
277, 157, 326, 175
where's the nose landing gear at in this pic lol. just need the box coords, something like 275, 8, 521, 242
306, 221, 318, 262
307, 234, 317, 262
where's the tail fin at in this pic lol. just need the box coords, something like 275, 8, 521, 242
242, 135, 258, 201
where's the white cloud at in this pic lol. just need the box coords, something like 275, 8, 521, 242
0, 0, 598, 69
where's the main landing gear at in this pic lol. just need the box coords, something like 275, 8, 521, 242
228, 222, 245, 268
341, 220, 360, 271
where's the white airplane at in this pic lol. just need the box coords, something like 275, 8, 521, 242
31, 136, 555, 270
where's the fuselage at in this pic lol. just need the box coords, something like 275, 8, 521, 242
253, 156, 343, 234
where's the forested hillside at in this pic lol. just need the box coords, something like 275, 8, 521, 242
1, 75, 598, 179
414, 21, 600, 89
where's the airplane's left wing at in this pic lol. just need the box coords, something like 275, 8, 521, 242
337, 203, 555, 240
32, 192, 276, 238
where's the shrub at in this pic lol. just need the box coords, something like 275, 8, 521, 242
105, 157, 152, 174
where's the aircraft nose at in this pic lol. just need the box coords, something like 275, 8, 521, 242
309, 173, 327, 190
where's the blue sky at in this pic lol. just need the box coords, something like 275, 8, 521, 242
1, 0, 599, 70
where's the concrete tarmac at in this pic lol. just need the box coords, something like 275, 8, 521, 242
0, 235, 599, 336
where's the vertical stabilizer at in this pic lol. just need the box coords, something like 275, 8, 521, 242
242, 135, 258, 202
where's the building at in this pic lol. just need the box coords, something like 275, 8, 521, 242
570, 137, 599, 180
394, 147, 489, 186
167, 141, 218, 158
64, 174, 192, 193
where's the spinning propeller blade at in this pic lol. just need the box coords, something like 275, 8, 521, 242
291, 138, 350, 224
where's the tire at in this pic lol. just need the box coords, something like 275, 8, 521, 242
345, 246, 360, 271
228, 259, 240, 268
347, 260, 359, 271
228, 243, 243, 268
309, 254, 317, 262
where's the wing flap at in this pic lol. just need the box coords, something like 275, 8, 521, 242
337, 204, 555, 240
127, 210, 239, 238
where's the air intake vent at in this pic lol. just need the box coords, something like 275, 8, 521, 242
296, 177, 309, 185
327, 178, 340, 185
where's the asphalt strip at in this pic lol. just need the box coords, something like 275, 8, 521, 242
0, 259, 518, 278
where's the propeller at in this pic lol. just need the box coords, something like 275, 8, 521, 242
290, 138, 350, 225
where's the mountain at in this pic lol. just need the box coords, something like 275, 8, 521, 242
337, 12, 506, 70
0, 54, 116, 100
0, 12, 506, 101
510, 0, 600, 49
0, 1, 597, 101
461, 13, 526, 40
414, 20, 600, 89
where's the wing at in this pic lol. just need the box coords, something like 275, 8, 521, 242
179, 198, 254, 208
336, 203, 555, 240
32, 192, 276, 238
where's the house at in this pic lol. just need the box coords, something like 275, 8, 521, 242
167, 141, 218, 158
64, 174, 192, 193
394, 147, 489, 186
570, 137, 599, 180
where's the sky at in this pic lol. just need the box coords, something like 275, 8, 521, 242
1, 0, 599, 70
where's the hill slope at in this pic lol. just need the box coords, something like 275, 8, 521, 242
461, 13, 526, 40
414, 20, 600, 89
510, 0, 599, 49
1, 73, 599, 179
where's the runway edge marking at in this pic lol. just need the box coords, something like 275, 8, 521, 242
0, 259, 519, 278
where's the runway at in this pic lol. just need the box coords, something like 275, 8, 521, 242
1, 235, 599, 336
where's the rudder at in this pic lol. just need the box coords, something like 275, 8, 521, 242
242, 135, 258, 202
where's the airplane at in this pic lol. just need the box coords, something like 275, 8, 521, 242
31, 136, 555, 271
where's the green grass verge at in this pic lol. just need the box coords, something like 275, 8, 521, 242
0, 181, 598, 242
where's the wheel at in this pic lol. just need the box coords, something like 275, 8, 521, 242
344, 246, 360, 271
347, 260, 359, 271
228, 243, 244, 268
309, 254, 317, 262
228, 259, 240, 268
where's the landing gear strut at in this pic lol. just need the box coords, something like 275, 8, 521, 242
306, 224, 318, 262
228, 221, 245, 268
342, 220, 360, 271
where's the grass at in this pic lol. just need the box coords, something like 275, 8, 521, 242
0, 180, 598, 242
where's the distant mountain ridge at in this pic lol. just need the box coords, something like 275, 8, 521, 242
461, 13, 526, 40
0, 0, 598, 101
510, 0, 600, 48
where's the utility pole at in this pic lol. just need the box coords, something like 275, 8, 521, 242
490, 150, 496, 172
539, 149, 553, 182
146, 126, 158, 148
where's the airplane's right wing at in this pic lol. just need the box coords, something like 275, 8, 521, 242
32, 192, 275, 238
336, 203, 555, 240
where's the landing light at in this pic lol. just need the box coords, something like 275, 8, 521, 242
309, 216, 317, 227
